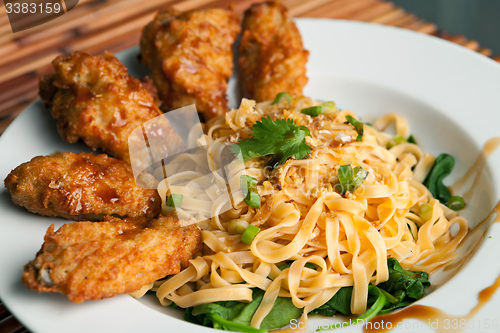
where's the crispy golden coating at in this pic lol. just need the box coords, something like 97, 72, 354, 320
239, 1, 309, 102
4, 152, 161, 220
39, 52, 163, 162
22, 216, 202, 303
140, 7, 241, 118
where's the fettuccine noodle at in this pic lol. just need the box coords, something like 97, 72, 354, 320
153, 96, 468, 328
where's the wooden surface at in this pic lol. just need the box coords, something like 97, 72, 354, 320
0, 0, 499, 331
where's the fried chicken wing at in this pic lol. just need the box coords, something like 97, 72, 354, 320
140, 7, 241, 118
23, 215, 202, 303
39, 52, 163, 162
239, 1, 309, 102
4, 152, 161, 220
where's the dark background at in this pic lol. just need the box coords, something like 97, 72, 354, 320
392, 0, 500, 54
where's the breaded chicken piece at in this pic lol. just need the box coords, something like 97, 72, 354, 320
4, 152, 161, 220
239, 1, 309, 102
23, 216, 202, 303
39, 52, 163, 162
140, 7, 241, 119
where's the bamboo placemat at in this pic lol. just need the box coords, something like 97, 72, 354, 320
0, 0, 499, 331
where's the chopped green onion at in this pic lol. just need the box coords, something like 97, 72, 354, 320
387, 135, 406, 149
272, 92, 292, 105
320, 101, 336, 114
419, 203, 433, 221
301, 106, 323, 116
228, 219, 250, 234
241, 225, 260, 245
336, 164, 368, 196
166, 194, 183, 207
447, 196, 465, 210
301, 102, 337, 117
240, 175, 260, 209
246, 191, 261, 209
345, 115, 364, 142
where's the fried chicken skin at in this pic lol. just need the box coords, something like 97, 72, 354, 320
239, 1, 309, 102
140, 7, 241, 118
23, 216, 202, 303
39, 52, 163, 162
4, 152, 161, 220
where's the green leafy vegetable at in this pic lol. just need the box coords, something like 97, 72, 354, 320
186, 289, 303, 332
260, 294, 303, 330
241, 225, 260, 245
272, 92, 292, 105
423, 153, 455, 204
233, 117, 312, 168
166, 194, 183, 207
240, 175, 260, 209
315, 258, 430, 331
345, 115, 364, 141
310, 287, 352, 317
407, 135, 417, 144
377, 258, 430, 310
317, 286, 386, 331
278, 262, 317, 271
335, 164, 368, 196
447, 195, 465, 210
184, 259, 430, 333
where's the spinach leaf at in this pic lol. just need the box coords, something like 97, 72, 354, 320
317, 286, 385, 331
186, 289, 303, 332
377, 258, 430, 302
260, 294, 303, 330
407, 135, 417, 144
186, 259, 430, 332
423, 153, 455, 204
277, 262, 317, 271
309, 286, 352, 317
314, 258, 430, 331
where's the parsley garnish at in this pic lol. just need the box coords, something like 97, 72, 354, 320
335, 164, 368, 195
345, 115, 364, 142
233, 117, 312, 168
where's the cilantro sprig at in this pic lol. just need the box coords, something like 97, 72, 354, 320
233, 117, 312, 168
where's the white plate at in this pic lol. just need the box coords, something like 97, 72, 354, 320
1, 19, 500, 333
